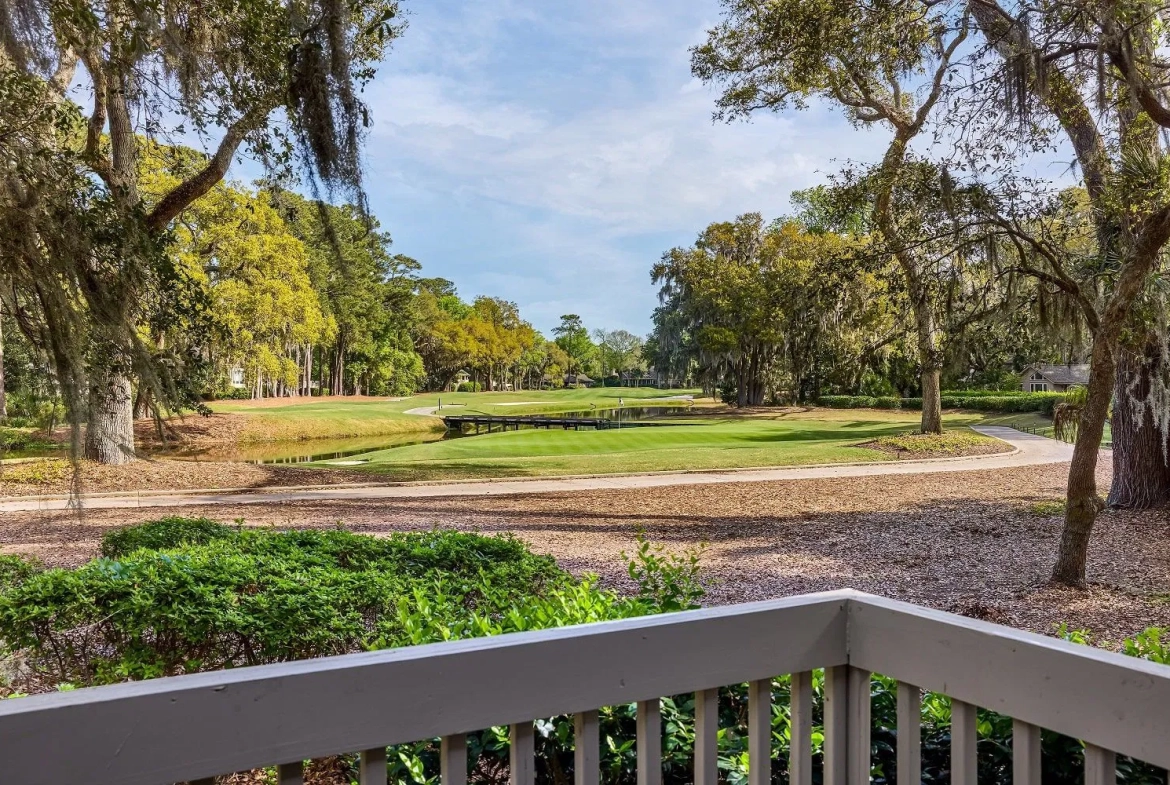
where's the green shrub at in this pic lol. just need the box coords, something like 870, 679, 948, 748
0, 555, 41, 593
821, 392, 1066, 415
0, 527, 700, 685
99, 517, 237, 558
456, 381, 482, 392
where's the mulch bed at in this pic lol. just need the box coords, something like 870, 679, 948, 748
3, 459, 1165, 643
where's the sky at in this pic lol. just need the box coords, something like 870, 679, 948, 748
363, 0, 886, 336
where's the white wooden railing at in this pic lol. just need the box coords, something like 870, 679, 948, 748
2, 589, 1169, 785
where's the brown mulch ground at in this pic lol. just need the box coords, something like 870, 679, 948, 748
0, 459, 361, 496
4, 459, 1167, 643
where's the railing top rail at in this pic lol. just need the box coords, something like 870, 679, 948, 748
4, 589, 1170, 784
849, 594, 1170, 768
0, 591, 850, 785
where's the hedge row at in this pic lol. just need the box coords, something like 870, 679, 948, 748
819, 392, 1067, 415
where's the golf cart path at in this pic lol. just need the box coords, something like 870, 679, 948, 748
0, 427, 1075, 512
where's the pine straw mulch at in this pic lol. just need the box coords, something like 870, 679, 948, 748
3, 459, 1166, 643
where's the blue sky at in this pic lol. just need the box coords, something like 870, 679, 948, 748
363, 0, 885, 336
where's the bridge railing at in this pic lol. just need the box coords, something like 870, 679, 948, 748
1, 589, 1167, 785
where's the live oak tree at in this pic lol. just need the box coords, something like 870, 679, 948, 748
1, 0, 402, 463
692, 0, 969, 432
956, 0, 1170, 585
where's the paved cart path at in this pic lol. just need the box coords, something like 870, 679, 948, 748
0, 427, 1075, 512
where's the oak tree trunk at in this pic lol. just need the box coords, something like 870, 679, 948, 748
920, 367, 943, 434
84, 371, 136, 465
1051, 339, 1115, 586
0, 313, 6, 420
1107, 339, 1170, 509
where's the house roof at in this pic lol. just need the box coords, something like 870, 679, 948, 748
1027, 363, 1090, 386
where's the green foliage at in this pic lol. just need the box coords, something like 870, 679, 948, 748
820, 392, 1068, 415
99, 517, 238, 558
0, 555, 41, 593
0, 527, 703, 687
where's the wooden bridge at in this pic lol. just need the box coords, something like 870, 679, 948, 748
441, 414, 612, 432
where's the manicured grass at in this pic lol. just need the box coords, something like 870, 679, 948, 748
330, 416, 937, 481
206, 388, 700, 443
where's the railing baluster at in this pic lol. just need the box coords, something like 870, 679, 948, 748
896, 683, 921, 785
848, 668, 871, 785
277, 761, 303, 785
575, 709, 600, 785
637, 699, 662, 785
694, 688, 719, 785
360, 747, 387, 785
1012, 720, 1041, 785
441, 735, 467, 785
1085, 743, 1117, 785
790, 671, 814, 785
951, 700, 977, 785
510, 723, 535, 785
825, 666, 848, 785
748, 679, 772, 785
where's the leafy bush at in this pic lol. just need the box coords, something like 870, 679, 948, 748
821, 392, 1067, 415
0, 555, 41, 593
456, 381, 482, 392
99, 516, 238, 558
940, 392, 1066, 415
0, 526, 701, 686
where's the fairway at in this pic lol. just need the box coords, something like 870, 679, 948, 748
329, 411, 1003, 481
204, 388, 699, 443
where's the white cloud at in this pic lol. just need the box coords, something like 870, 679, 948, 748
362, 0, 886, 334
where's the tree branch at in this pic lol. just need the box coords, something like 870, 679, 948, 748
146, 106, 271, 234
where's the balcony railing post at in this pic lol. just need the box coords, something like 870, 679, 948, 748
847, 668, 871, 785
510, 723, 535, 785
824, 666, 849, 785
748, 679, 772, 785
277, 761, 303, 785
896, 683, 921, 785
575, 709, 600, 785
790, 671, 814, 785
694, 689, 719, 785
1085, 744, 1117, 785
1012, 720, 1041, 785
441, 735, 467, 785
636, 699, 662, 785
360, 748, 387, 785
951, 700, 977, 785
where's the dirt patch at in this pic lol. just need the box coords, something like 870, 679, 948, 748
0, 457, 361, 497
4, 458, 1163, 643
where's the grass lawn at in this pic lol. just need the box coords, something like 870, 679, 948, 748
326, 408, 1012, 482
205, 387, 699, 443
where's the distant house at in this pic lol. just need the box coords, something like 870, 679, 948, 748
1020, 363, 1090, 392
229, 367, 246, 389
565, 373, 594, 387
453, 370, 470, 388
620, 370, 657, 388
